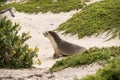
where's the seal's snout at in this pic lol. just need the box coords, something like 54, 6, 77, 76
43, 32, 48, 37
43, 32, 46, 36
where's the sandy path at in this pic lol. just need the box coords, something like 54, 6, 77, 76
0, 0, 120, 80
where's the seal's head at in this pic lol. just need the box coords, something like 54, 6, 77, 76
43, 31, 58, 50
43, 31, 52, 38
43, 31, 58, 38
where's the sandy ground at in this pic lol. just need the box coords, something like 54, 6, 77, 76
0, 63, 101, 80
0, 0, 120, 80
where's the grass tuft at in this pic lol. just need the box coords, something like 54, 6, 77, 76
79, 55, 120, 80
49, 47, 120, 72
57, 0, 120, 40
0, 0, 90, 13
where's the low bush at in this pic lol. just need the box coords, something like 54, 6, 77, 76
79, 56, 120, 80
0, 0, 90, 13
50, 47, 120, 72
0, 17, 39, 68
0, 1, 3, 6
57, 0, 120, 40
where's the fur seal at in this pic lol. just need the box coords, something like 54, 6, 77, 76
43, 31, 86, 58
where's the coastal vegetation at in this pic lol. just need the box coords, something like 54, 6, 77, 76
0, 17, 39, 68
79, 55, 120, 80
57, 0, 120, 40
0, 0, 89, 13
50, 47, 120, 72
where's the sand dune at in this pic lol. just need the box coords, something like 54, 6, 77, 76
0, 0, 120, 79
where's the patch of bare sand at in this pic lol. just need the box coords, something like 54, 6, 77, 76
0, 63, 101, 80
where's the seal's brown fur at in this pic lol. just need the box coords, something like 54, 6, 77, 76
43, 31, 86, 58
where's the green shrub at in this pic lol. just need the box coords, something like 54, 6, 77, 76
0, 17, 39, 68
0, 0, 90, 13
0, 1, 3, 6
49, 47, 120, 72
57, 0, 120, 40
80, 56, 120, 80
